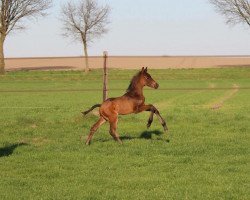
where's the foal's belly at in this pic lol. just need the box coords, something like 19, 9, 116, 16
117, 100, 135, 115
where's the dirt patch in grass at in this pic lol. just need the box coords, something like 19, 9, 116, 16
7, 66, 77, 72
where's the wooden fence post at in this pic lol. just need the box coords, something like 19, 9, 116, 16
103, 51, 108, 102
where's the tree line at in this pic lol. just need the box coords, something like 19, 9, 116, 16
0, 0, 249, 75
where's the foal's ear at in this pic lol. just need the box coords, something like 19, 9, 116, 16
141, 67, 147, 73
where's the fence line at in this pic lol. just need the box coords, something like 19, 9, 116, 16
0, 87, 250, 93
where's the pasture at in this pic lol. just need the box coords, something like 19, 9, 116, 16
0, 68, 249, 199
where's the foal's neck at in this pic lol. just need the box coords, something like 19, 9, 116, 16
135, 84, 144, 96
126, 73, 145, 98
128, 83, 144, 98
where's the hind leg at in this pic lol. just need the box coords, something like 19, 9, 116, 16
109, 117, 122, 144
85, 117, 106, 145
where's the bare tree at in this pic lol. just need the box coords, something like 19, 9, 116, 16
0, 0, 52, 74
210, 0, 250, 27
60, 0, 110, 72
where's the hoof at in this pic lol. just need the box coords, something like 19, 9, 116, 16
116, 139, 123, 145
81, 112, 86, 116
147, 123, 152, 129
85, 137, 91, 145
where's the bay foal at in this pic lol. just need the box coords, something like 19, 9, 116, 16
82, 67, 168, 145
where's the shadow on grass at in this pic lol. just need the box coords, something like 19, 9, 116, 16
0, 143, 28, 157
95, 130, 170, 143
122, 130, 169, 142
140, 130, 163, 139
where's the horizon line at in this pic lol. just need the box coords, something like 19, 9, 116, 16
5, 55, 250, 59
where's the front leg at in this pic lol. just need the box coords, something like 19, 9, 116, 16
138, 104, 168, 132
147, 111, 154, 129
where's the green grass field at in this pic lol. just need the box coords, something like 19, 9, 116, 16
0, 68, 249, 199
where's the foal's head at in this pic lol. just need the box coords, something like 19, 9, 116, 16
139, 67, 159, 89
127, 67, 159, 93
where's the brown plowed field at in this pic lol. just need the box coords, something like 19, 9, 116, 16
5, 56, 250, 71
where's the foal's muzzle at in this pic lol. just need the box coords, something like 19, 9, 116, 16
154, 82, 159, 89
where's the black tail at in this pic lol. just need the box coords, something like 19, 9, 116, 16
82, 104, 101, 116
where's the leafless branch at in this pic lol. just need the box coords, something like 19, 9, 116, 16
210, 0, 250, 27
0, 0, 52, 36
60, 0, 110, 46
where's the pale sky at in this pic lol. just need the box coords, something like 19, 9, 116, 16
5, 0, 250, 57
